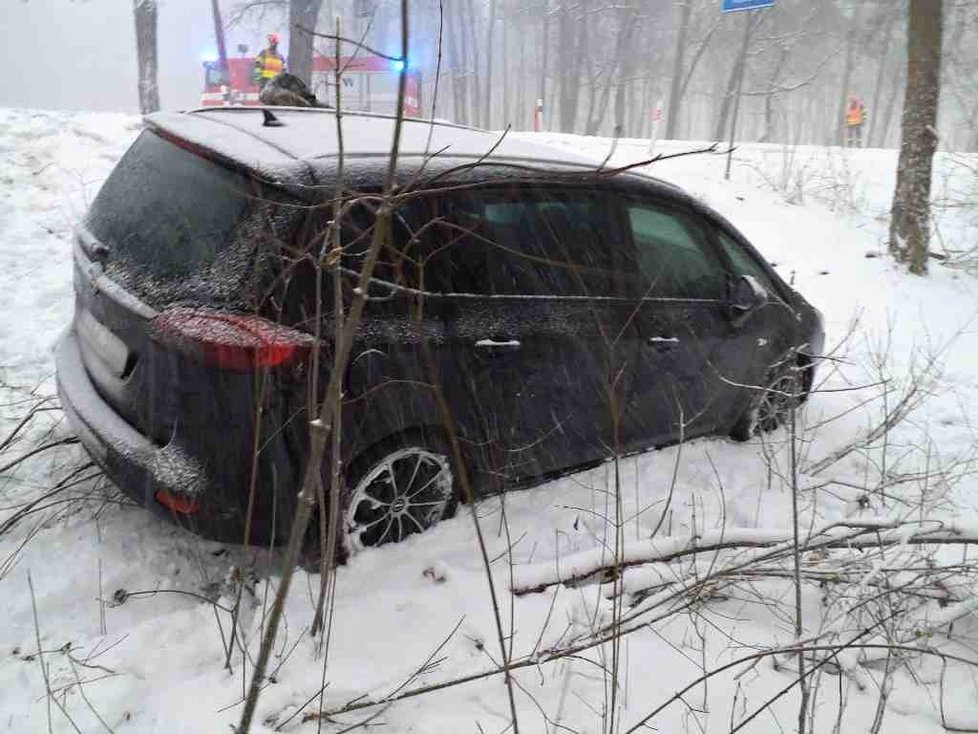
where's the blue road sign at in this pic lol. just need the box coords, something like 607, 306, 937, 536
722, 0, 774, 12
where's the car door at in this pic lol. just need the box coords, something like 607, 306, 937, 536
615, 194, 745, 447
427, 185, 634, 489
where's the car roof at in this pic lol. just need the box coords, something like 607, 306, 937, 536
143, 107, 689, 199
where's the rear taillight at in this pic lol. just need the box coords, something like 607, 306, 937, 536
153, 308, 314, 372
155, 488, 200, 515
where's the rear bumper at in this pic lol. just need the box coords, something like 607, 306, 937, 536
56, 328, 244, 542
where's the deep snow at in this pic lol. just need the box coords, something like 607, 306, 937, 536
2, 109, 978, 732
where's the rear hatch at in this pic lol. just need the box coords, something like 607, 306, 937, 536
75, 128, 297, 444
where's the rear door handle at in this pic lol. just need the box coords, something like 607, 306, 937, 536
647, 336, 680, 350
475, 338, 521, 353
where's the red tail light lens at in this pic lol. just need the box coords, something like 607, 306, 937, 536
153, 309, 314, 372
155, 488, 201, 515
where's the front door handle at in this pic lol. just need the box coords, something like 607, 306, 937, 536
475, 338, 521, 353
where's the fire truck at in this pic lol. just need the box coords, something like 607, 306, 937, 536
201, 54, 421, 116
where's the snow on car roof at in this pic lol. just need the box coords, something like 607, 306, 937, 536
144, 107, 603, 181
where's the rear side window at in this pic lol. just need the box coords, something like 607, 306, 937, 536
423, 187, 624, 296
624, 199, 726, 299
87, 131, 253, 279
337, 187, 625, 297
332, 198, 434, 292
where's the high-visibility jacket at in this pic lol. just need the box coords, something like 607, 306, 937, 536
253, 49, 285, 83
846, 103, 865, 127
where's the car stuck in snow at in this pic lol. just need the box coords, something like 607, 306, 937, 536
56, 106, 824, 558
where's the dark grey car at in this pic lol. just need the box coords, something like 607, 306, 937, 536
56, 107, 823, 557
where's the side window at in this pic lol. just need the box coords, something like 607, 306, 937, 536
624, 199, 726, 299
336, 197, 443, 292
338, 188, 625, 297
423, 187, 622, 296
712, 224, 777, 295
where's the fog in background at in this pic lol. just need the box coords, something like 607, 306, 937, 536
3, 0, 977, 151
0, 0, 280, 112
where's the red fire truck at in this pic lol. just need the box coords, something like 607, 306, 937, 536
201, 54, 421, 116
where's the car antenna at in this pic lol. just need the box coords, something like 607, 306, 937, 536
262, 109, 284, 128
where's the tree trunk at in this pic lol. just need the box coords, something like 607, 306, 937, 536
210, 0, 229, 89
465, 0, 482, 126
939, 2, 967, 150
968, 100, 978, 152
760, 93, 774, 142
583, 50, 598, 135
585, 69, 616, 136
133, 0, 160, 114
714, 14, 752, 143
665, 0, 693, 140
448, 4, 468, 124
288, 0, 322, 85
879, 58, 903, 148
517, 12, 526, 128
888, 0, 943, 276
502, 2, 510, 127
613, 19, 635, 136
868, 12, 897, 147
586, 9, 633, 136
558, 5, 583, 132
758, 45, 787, 143
483, 0, 497, 128
635, 75, 651, 137
613, 77, 627, 137
713, 72, 736, 141
834, 25, 856, 146
677, 19, 720, 119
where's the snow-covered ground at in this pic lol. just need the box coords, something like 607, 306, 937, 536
2, 108, 978, 733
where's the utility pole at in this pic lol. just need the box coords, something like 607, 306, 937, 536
719, 0, 773, 179
725, 11, 752, 180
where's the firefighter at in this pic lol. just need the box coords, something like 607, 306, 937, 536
845, 96, 866, 148
253, 33, 286, 89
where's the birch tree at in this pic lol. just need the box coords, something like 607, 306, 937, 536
889, 0, 943, 275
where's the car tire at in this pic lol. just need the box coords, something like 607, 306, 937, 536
340, 430, 461, 556
730, 358, 805, 442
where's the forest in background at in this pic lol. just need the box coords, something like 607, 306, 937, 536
224, 0, 978, 149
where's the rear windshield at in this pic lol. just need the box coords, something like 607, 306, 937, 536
87, 130, 253, 279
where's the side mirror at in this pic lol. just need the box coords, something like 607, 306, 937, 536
731, 274, 768, 314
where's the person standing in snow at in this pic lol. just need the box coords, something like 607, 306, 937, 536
845, 96, 866, 148
253, 34, 286, 89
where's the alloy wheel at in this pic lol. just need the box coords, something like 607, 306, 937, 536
752, 371, 802, 434
344, 447, 454, 553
